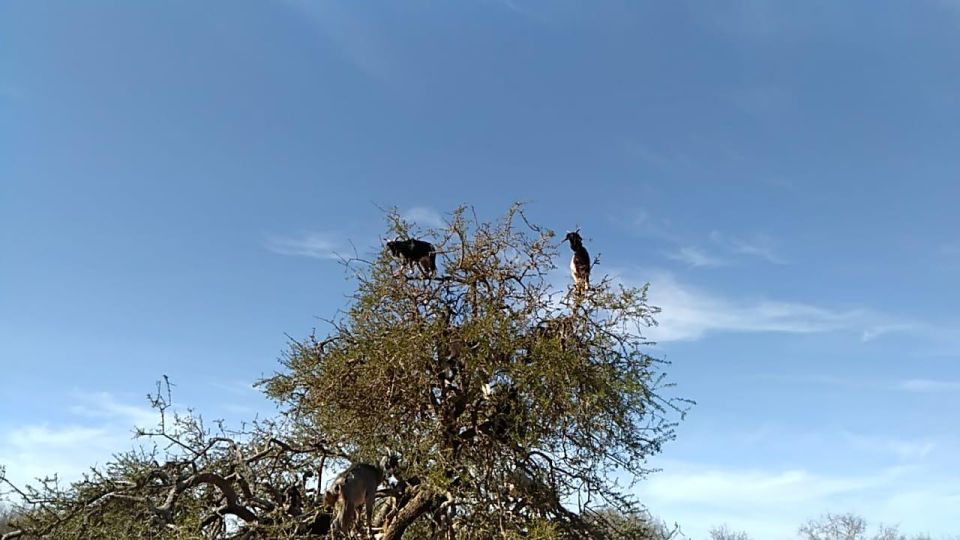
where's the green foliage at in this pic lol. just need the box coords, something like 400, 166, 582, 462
264, 204, 686, 537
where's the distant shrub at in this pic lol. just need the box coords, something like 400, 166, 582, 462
709, 524, 752, 540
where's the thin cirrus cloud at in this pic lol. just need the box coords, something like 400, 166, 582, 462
641, 272, 884, 342
709, 230, 787, 265
632, 209, 682, 243
666, 246, 728, 268
860, 323, 916, 343
636, 459, 959, 538
751, 373, 960, 396
401, 206, 444, 228
264, 232, 345, 260
0, 391, 157, 490
898, 378, 960, 393
630, 209, 787, 267
264, 207, 442, 260
639, 461, 903, 508
68, 391, 158, 428
7, 425, 109, 449
1, 382, 289, 493
839, 431, 937, 461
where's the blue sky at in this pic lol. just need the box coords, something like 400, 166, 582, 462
2, 1, 959, 537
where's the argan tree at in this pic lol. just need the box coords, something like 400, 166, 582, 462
264, 205, 685, 538
0, 205, 685, 539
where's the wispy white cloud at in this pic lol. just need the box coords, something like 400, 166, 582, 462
0, 392, 158, 491
638, 460, 960, 539
750, 373, 877, 390
860, 323, 915, 342
840, 431, 937, 461
710, 230, 787, 264
641, 462, 904, 508
209, 379, 260, 397
1, 428, 122, 490
631, 210, 682, 243
751, 373, 960, 396
639, 462, 894, 539
0, 385, 276, 495
898, 378, 960, 393
402, 206, 444, 228
643, 272, 873, 342
8, 425, 109, 449
624, 210, 788, 269
666, 246, 728, 268
264, 232, 344, 260
206, 379, 276, 419
68, 391, 157, 428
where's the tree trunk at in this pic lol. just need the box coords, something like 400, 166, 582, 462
380, 487, 440, 540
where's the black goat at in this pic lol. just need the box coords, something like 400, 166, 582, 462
386, 238, 437, 277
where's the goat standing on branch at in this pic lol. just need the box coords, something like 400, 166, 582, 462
323, 460, 388, 538
562, 229, 591, 293
386, 237, 437, 278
